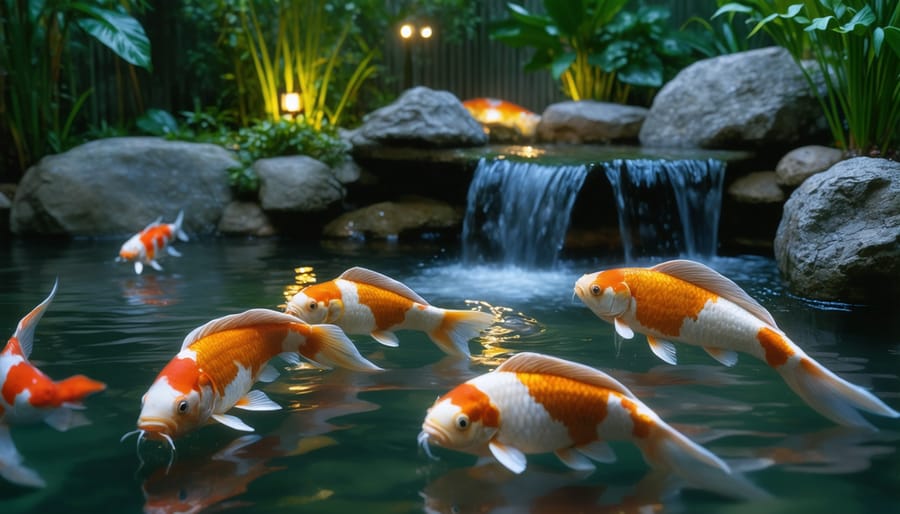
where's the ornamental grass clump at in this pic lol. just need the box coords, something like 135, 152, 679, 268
715, 0, 900, 157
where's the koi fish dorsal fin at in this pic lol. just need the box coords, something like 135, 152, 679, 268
497, 352, 637, 399
13, 278, 59, 359
651, 259, 778, 328
182, 308, 303, 349
338, 267, 429, 305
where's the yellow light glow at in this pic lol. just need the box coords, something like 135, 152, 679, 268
400, 24, 414, 39
281, 92, 302, 114
483, 107, 502, 123
419, 25, 433, 39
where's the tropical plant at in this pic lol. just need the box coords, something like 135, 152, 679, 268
490, 1, 690, 105
715, 0, 900, 156
0, 0, 151, 176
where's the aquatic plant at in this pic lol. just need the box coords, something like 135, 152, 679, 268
715, 0, 900, 156
0, 0, 151, 176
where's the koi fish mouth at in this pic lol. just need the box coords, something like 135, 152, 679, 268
137, 417, 177, 438
418, 419, 451, 460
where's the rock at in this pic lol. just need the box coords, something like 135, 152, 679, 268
256, 156, 345, 212
217, 201, 275, 237
333, 158, 361, 184
10, 137, 235, 236
727, 172, 785, 204
322, 197, 462, 239
774, 157, 900, 303
537, 101, 647, 143
0, 191, 10, 236
640, 47, 825, 150
347, 86, 488, 148
775, 145, 844, 187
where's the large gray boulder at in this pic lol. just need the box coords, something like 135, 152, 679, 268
774, 157, 900, 303
347, 86, 488, 148
256, 155, 345, 212
11, 137, 235, 236
640, 47, 825, 150
322, 197, 461, 239
537, 100, 647, 143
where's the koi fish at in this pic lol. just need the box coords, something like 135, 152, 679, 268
125, 309, 380, 452
117, 210, 189, 274
0, 280, 107, 487
285, 267, 494, 358
574, 259, 900, 429
418, 352, 767, 500
462, 98, 541, 137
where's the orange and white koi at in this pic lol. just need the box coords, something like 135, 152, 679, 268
574, 259, 900, 429
462, 97, 541, 137
117, 210, 189, 274
124, 309, 380, 453
419, 352, 766, 499
0, 280, 106, 487
285, 267, 494, 358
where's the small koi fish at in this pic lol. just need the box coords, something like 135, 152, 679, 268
0, 280, 106, 488
418, 352, 767, 500
574, 259, 900, 429
124, 309, 380, 456
285, 267, 494, 358
117, 211, 189, 274
462, 97, 541, 137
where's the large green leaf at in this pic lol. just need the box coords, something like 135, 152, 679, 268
884, 26, 900, 58
73, 5, 152, 70
550, 53, 576, 79
544, 0, 584, 36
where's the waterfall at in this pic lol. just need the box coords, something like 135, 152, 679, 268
462, 158, 588, 267
602, 159, 726, 262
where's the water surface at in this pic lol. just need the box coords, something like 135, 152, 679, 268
1, 238, 898, 513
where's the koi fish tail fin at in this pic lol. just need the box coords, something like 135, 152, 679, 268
0, 425, 46, 488
778, 355, 899, 430
55, 375, 107, 404
13, 279, 58, 359
428, 309, 494, 358
642, 424, 771, 501
301, 324, 383, 373
172, 210, 189, 242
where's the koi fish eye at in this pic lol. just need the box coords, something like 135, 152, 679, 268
309, 301, 317, 310
177, 400, 189, 414
590, 284, 602, 296
455, 414, 470, 431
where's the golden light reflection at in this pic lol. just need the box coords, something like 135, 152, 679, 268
282, 265, 318, 308
465, 300, 543, 368
509, 145, 545, 159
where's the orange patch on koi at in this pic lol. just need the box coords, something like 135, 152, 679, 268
356, 283, 411, 329
194, 326, 289, 394
157, 357, 201, 395
620, 397, 655, 439
628, 270, 716, 336
516, 373, 610, 445
443, 383, 500, 428
757, 326, 794, 367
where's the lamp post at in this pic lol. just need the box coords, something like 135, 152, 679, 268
399, 21, 434, 90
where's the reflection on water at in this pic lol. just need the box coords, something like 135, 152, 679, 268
0, 238, 898, 513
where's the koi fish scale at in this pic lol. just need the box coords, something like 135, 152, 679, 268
626, 269, 717, 337
190, 326, 289, 396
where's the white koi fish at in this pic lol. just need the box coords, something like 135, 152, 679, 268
285, 267, 494, 357
574, 259, 900, 429
117, 211, 189, 274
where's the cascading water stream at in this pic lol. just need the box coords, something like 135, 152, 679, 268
461, 158, 588, 268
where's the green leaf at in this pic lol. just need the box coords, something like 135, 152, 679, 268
884, 26, 900, 58
543, 0, 584, 36
550, 53, 576, 79
505, 2, 550, 29
836, 6, 875, 35
782, 4, 804, 20
806, 16, 836, 31
74, 6, 152, 70
712, 3, 754, 19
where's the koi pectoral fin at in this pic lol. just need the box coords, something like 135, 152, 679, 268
554, 448, 596, 471
233, 390, 282, 412
211, 413, 255, 432
614, 318, 634, 339
149, 260, 164, 272
647, 335, 678, 365
134, 262, 144, 275
575, 440, 617, 464
166, 246, 182, 257
489, 440, 527, 474
704, 347, 739, 367
371, 330, 400, 347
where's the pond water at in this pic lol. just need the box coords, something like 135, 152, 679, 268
1, 237, 898, 513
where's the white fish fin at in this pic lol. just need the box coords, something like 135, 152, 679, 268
211, 413, 255, 432
233, 390, 282, 411
213, 434, 262, 464
300, 324, 383, 372
12, 278, 58, 359
148, 260, 164, 271
173, 210, 189, 241
651, 259, 778, 327
614, 318, 634, 339
256, 364, 280, 383
182, 309, 301, 349
134, 261, 144, 275
497, 352, 637, 399
575, 440, 617, 463
166, 246, 182, 257
0, 426, 46, 488
554, 448, 597, 471
647, 336, 678, 365
338, 267, 429, 305
279, 352, 302, 366
489, 440, 527, 474
428, 309, 494, 358
371, 330, 400, 347
43, 408, 90, 432
704, 347, 739, 367
777, 355, 899, 428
